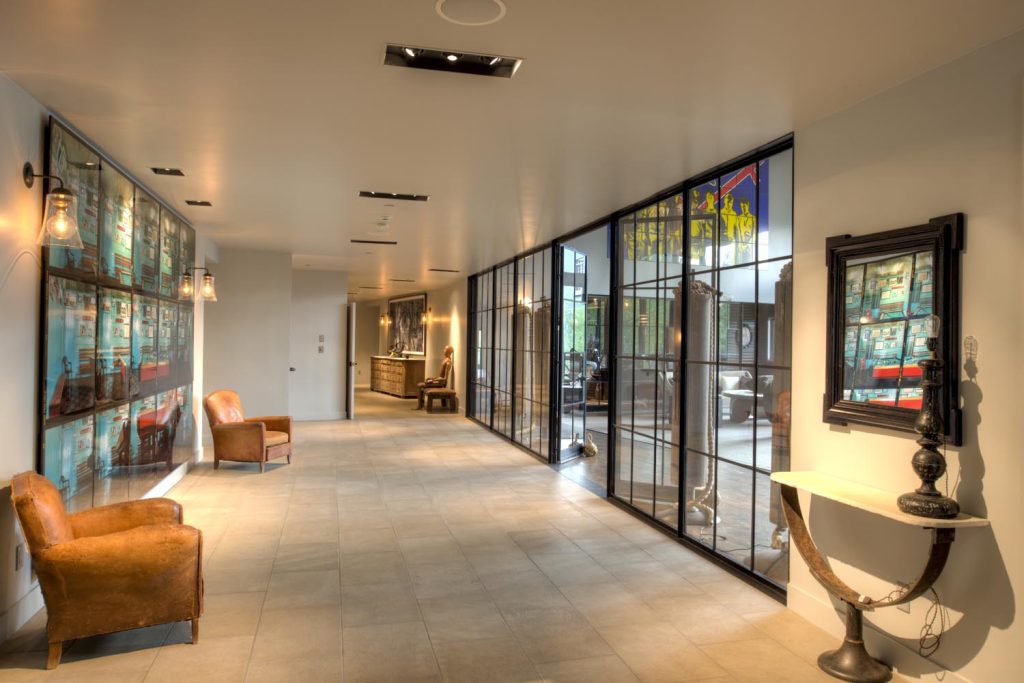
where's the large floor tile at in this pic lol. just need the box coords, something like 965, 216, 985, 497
342, 621, 440, 683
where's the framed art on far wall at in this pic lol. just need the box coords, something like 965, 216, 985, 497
388, 293, 427, 355
823, 214, 963, 445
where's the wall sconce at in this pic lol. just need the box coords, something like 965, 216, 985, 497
23, 162, 83, 248
380, 314, 391, 326
421, 307, 432, 324
181, 267, 217, 302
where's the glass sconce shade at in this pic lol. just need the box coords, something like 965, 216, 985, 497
200, 273, 217, 302
36, 187, 83, 248
180, 272, 194, 300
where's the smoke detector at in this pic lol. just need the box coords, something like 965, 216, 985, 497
435, 0, 506, 26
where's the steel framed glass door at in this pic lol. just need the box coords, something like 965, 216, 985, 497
559, 246, 586, 460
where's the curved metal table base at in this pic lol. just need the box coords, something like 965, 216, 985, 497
780, 484, 955, 683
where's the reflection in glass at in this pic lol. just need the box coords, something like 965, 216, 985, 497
48, 124, 100, 276
173, 385, 195, 466
95, 404, 130, 505
682, 449, 714, 547
43, 416, 94, 512
158, 304, 177, 390
159, 212, 179, 298
688, 181, 717, 270
45, 277, 96, 419
719, 267, 757, 366
96, 288, 132, 404
716, 459, 753, 568
755, 471, 789, 583
758, 149, 793, 261
132, 295, 159, 397
133, 191, 160, 293
719, 164, 758, 267
99, 166, 134, 286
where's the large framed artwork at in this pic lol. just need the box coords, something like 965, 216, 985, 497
823, 214, 963, 445
39, 118, 197, 512
388, 293, 427, 355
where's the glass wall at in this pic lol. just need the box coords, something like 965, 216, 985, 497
466, 139, 792, 590
514, 249, 553, 455
681, 148, 793, 586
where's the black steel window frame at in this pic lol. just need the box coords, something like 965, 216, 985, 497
464, 134, 793, 598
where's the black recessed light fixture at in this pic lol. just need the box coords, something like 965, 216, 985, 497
185, 200, 212, 207
359, 191, 428, 202
151, 167, 185, 176
383, 44, 522, 79
428, 268, 461, 273
351, 239, 398, 245
389, 278, 415, 283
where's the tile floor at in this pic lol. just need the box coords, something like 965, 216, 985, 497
0, 389, 877, 682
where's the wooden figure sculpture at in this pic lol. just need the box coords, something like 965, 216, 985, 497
417, 345, 454, 410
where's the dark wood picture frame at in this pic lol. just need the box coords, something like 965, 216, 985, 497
823, 214, 963, 446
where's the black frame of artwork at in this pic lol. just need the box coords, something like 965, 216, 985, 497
38, 117, 198, 511
387, 292, 427, 355
823, 214, 964, 446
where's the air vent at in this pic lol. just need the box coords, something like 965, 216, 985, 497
151, 167, 185, 176
390, 278, 415, 283
360, 286, 383, 290
384, 44, 522, 79
351, 239, 398, 245
429, 268, 461, 273
359, 191, 428, 202
185, 200, 212, 207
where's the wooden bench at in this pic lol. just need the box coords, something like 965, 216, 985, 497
424, 388, 458, 414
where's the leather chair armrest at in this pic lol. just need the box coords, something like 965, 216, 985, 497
69, 498, 183, 538
37, 523, 202, 592
212, 422, 266, 459
246, 416, 291, 436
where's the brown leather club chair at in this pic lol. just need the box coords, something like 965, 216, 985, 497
9, 472, 203, 669
203, 389, 292, 472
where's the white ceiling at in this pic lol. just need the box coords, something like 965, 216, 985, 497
2, 1, 1023, 299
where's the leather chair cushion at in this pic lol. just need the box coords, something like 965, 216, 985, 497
204, 390, 245, 426
11, 473, 74, 549
264, 431, 289, 447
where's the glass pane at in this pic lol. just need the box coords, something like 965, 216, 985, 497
159, 212, 179, 298
630, 433, 655, 516
758, 149, 793, 261
619, 213, 636, 285
686, 272, 716, 362
632, 358, 657, 438
633, 204, 659, 283
173, 384, 195, 467
96, 288, 132, 405
718, 365, 755, 467
758, 260, 792, 368
719, 266, 757, 366
158, 303, 177, 390
718, 164, 757, 267
684, 362, 715, 457
99, 167, 134, 286
177, 304, 194, 384
660, 195, 685, 280
682, 450, 714, 546
133, 189, 160, 293
758, 369, 791, 472
43, 416, 95, 512
132, 295, 159, 397
688, 180, 717, 271
95, 403, 130, 505
613, 431, 634, 504
48, 125, 99, 277
45, 277, 96, 419
716, 460, 753, 569
178, 226, 196, 294
653, 440, 679, 529
755, 471, 789, 585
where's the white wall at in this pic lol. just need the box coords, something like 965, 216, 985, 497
0, 74, 48, 644
289, 270, 348, 420
202, 248, 292, 436
423, 280, 469, 412
353, 301, 381, 387
790, 31, 1023, 682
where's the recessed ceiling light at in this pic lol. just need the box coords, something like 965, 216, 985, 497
428, 268, 461, 273
384, 44, 522, 79
351, 239, 398, 245
185, 200, 212, 207
359, 191, 428, 202
404, 47, 417, 58
151, 167, 184, 176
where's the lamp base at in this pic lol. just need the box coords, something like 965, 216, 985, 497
897, 492, 960, 519
818, 643, 892, 683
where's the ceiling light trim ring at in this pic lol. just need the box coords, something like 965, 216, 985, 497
435, 0, 506, 26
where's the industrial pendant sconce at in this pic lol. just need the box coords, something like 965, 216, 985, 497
181, 267, 217, 302
23, 162, 83, 249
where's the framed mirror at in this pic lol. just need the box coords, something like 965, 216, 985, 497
823, 214, 963, 445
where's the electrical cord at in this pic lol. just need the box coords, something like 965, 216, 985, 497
0, 248, 41, 295
918, 587, 947, 658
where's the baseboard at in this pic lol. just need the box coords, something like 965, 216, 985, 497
0, 583, 43, 646
787, 583, 973, 683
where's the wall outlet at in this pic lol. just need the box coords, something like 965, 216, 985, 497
15, 543, 25, 571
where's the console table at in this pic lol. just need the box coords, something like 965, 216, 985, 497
370, 356, 425, 398
771, 471, 988, 683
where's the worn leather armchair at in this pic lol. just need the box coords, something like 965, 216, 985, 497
203, 389, 292, 472
9, 472, 203, 669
